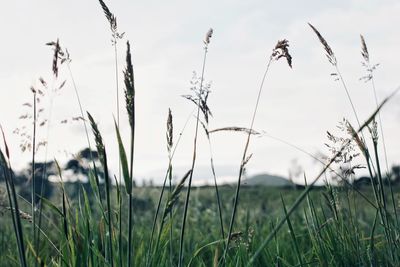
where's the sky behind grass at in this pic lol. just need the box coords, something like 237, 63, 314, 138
0, 0, 399, 184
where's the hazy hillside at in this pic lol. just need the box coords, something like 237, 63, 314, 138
242, 173, 293, 187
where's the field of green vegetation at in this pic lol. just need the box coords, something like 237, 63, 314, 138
1, 1, 400, 266
0, 184, 399, 266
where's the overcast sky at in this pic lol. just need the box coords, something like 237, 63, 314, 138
0, 0, 399, 184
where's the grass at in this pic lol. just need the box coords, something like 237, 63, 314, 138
0, 4, 400, 267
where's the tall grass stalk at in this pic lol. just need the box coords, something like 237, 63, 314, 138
88, 112, 114, 267
166, 109, 174, 265
205, 132, 225, 239
37, 40, 62, 260
222, 57, 272, 263
97, 3, 124, 263
308, 23, 360, 123
123, 40, 136, 267
146, 108, 194, 266
184, 68, 225, 239
308, 24, 377, 172
223, 39, 292, 263
360, 35, 399, 229
194, 90, 225, 239
97, 0, 123, 128
178, 28, 213, 267
360, 35, 390, 173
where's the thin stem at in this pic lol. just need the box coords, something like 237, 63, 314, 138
31, 92, 37, 262
168, 162, 173, 266
372, 140, 395, 261
222, 58, 272, 263
36, 77, 56, 257
113, 37, 124, 267
127, 193, 133, 266
67, 63, 103, 207
119, 192, 123, 267
178, 46, 208, 267
206, 134, 225, 239
370, 75, 389, 173
67, 64, 92, 151
369, 75, 398, 227
335, 66, 361, 127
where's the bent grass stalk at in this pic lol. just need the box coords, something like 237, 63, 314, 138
222, 58, 272, 264
223, 39, 292, 263
206, 132, 225, 239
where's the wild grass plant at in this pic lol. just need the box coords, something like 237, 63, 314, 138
1, 4, 400, 267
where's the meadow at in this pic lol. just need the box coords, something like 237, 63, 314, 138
1, 1, 400, 266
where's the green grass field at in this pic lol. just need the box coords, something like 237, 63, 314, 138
1, 184, 399, 266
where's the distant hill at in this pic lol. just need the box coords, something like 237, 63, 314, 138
241, 173, 293, 187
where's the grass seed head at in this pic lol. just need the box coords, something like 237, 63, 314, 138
98, 0, 117, 34
271, 39, 292, 68
345, 120, 367, 156
308, 23, 337, 66
204, 28, 213, 45
166, 108, 173, 153
360, 34, 369, 63
124, 41, 135, 129
87, 112, 106, 166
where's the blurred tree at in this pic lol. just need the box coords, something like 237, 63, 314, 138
392, 165, 400, 184
18, 162, 55, 204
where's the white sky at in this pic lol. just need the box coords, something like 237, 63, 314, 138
0, 0, 399, 185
